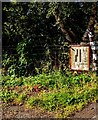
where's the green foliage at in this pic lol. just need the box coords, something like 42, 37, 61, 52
1, 71, 97, 114
2, 2, 95, 77
2, 2, 97, 116
1, 89, 18, 103
26, 97, 42, 108
14, 92, 27, 104
1, 71, 92, 89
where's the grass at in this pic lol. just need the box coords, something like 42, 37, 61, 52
1, 70, 97, 118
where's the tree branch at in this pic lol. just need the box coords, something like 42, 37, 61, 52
82, 3, 97, 42
53, 11, 76, 44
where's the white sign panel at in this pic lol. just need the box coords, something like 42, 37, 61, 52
70, 45, 90, 71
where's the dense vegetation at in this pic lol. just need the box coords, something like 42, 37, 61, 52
2, 2, 98, 118
2, 2, 96, 76
1, 71, 97, 117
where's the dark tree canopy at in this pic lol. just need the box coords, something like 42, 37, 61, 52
2, 2, 97, 76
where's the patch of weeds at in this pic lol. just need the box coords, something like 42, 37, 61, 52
76, 102, 85, 111
1, 71, 97, 118
26, 96, 42, 108
14, 92, 27, 105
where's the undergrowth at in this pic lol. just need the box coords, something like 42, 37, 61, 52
1, 70, 97, 118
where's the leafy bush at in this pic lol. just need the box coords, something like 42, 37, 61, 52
1, 71, 92, 89
1, 71, 97, 117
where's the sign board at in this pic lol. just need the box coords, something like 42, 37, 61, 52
70, 45, 90, 71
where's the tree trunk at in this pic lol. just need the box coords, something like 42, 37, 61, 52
82, 3, 97, 42
53, 11, 76, 44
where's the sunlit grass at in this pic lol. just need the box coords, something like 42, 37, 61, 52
1, 70, 97, 118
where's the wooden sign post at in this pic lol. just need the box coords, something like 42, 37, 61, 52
70, 45, 90, 71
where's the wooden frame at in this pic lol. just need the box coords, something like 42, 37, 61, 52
70, 45, 90, 71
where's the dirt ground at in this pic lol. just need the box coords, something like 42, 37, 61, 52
68, 102, 97, 119
1, 102, 97, 119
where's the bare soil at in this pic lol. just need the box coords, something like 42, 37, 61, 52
1, 103, 55, 119
68, 102, 96, 119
